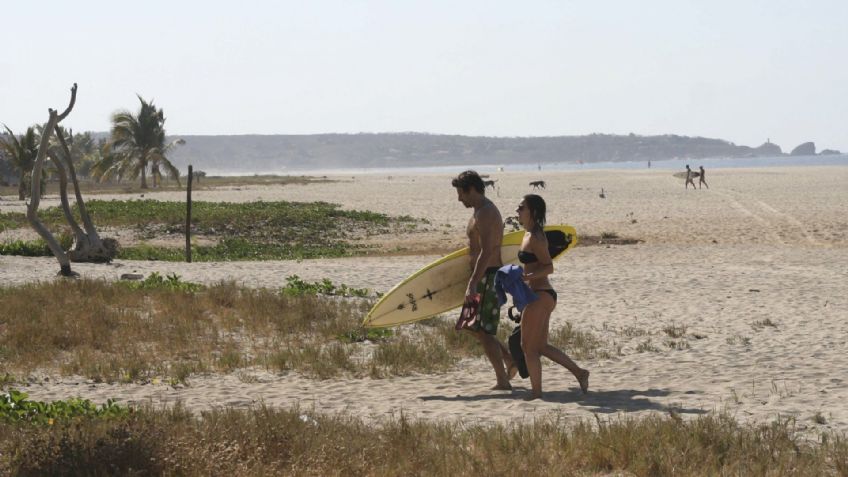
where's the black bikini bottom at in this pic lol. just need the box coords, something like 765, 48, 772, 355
535, 289, 557, 303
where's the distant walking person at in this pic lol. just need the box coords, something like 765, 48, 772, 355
685, 165, 697, 190
699, 166, 709, 189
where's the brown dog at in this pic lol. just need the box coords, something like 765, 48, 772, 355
483, 179, 497, 190
529, 180, 546, 190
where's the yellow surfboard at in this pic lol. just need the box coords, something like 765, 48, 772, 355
363, 225, 578, 328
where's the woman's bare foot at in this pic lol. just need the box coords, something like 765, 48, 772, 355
491, 382, 512, 391
507, 363, 519, 380
577, 369, 590, 394
524, 392, 542, 401
502, 354, 518, 380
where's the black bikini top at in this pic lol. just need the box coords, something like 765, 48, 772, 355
517, 250, 538, 264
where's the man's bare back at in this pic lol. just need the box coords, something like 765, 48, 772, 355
466, 199, 503, 282
467, 199, 504, 273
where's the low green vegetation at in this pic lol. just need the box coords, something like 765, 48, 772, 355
0, 234, 73, 256
119, 271, 205, 293
1, 405, 845, 476
281, 274, 372, 297
0, 174, 323, 198
0, 199, 424, 260
0, 390, 128, 424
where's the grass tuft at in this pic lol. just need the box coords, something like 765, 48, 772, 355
1, 406, 846, 476
0, 280, 609, 383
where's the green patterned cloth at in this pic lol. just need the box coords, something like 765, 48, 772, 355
474, 267, 502, 334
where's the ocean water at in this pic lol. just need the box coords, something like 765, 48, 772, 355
213, 154, 847, 177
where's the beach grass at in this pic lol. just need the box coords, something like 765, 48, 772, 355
1, 403, 845, 476
0, 199, 425, 260
0, 278, 609, 384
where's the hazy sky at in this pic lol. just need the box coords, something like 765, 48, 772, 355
3, 0, 847, 150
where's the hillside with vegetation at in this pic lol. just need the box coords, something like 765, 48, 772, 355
160, 133, 798, 173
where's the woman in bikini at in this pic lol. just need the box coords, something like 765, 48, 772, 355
516, 194, 590, 400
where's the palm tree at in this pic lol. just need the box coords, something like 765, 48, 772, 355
95, 96, 181, 189
0, 126, 39, 200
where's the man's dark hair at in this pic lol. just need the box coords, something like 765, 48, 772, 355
451, 170, 485, 194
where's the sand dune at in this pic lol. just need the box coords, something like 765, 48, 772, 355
2, 166, 847, 435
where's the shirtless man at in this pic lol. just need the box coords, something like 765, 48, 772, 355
452, 170, 513, 390
699, 166, 709, 189
685, 165, 697, 190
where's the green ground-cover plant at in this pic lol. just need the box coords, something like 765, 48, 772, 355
0, 215, 18, 232
0, 174, 325, 198
0, 234, 73, 256
0, 390, 128, 424
0, 239, 56, 257
0, 279, 607, 383
281, 274, 371, 297
0, 199, 412, 232
0, 199, 424, 260
118, 271, 204, 293
0, 405, 845, 476
119, 238, 359, 261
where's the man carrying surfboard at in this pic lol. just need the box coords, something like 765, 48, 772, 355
685, 165, 697, 190
452, 170, 513, 390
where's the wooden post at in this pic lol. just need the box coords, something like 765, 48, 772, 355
186, 165, 193, 263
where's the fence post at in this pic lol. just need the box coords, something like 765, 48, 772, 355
186, 165, 193, 263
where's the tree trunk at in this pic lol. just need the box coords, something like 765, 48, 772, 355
25, 83, 116, 275
47, 151, 85, 243
27, 110, 74, 276
17, 172, 25, 200
53, 90, 116, 263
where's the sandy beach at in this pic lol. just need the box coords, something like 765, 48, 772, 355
2, 165, 847, 435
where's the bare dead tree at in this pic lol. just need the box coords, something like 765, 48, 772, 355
27, 84, 117, 277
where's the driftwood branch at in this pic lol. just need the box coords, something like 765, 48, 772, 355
56, 83, 77, 122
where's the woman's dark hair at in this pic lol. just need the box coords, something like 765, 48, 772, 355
451, 170, 485, 194
523, 194, 546, 230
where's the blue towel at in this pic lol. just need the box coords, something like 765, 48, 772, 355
494, 264, 538, 311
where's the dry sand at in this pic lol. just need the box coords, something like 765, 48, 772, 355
1, 166, 847, 434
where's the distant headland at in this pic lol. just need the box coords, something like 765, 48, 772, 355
150, 133, 843, 173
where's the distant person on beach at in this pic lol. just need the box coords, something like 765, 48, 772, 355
516, 194, 589, 400
452, 170, 514, 390
685, 165, 697, 190
699, 166, 709, 189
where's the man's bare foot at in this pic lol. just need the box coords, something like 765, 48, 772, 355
524, 392, 542, 401
577, 369, 590, 394
491, 383, 512, 391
